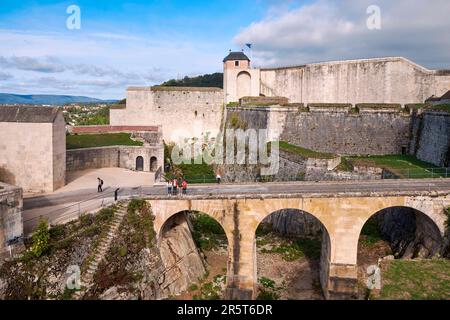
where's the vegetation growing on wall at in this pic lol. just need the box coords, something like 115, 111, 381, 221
66, 133, 143, 149
279, 141, 336, 159
228, 113, 248, 130
428, 104, 450, 113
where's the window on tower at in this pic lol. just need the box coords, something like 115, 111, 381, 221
235, 61, 240, 67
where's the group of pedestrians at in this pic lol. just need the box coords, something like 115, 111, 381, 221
167, 178, 188, 196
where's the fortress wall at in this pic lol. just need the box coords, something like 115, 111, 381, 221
226, 106, 412, 156
260, 58, 445, 105
413, 111, 450, 167
280, 110, 411, 155
434, 74, 450, 97
110, 87, 224, 143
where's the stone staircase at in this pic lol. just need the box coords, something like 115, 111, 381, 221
74, 201, 129, 299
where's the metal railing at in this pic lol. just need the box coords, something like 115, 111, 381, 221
176, 168, 449, 184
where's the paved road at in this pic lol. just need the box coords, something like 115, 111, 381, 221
25, 179, 450, 210
22, 179, 450, 235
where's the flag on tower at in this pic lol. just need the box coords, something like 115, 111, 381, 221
246, 43, 252, 49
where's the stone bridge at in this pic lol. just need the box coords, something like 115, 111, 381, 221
145, 181, 450, 300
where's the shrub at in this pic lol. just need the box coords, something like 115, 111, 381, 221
30, 219, 51, 258
94, 208, 115, 224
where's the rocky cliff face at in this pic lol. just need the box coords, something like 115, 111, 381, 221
158, 213, 207, 297
375, 207, 443, 259
260, 210, 323, 237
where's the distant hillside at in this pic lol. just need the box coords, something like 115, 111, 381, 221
0, 93, 116, 105
161, 73, 223, 88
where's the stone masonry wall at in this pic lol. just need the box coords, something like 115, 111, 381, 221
259, 57, 450, 105
0, 121, 65, 193
280, 109, 411, 155
110, 87, 224, 143
66, 146, 164, 174
226, 106, 412, 156
0, 182, 23, 254
411, 111, 450, 167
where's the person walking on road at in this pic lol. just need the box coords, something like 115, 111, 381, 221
216, 173, 221, 185
97, 177, 104, 193
181, 179, 188, 195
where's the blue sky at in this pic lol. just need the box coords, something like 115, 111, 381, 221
0, 0, 449, 99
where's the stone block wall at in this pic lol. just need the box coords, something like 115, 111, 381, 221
0, 182, 23, 255
110, 87, 224, 143
259, 57, 450, 106
66, 146, 164, 175
411, 110, 450, 167
0, 117, 66, 193
225, 106, 412, 156
280, 110, 411, 155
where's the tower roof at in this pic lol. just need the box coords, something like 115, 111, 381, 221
223, 51, 250, 62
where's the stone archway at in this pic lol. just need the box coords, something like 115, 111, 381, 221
254, 208, 331, 300
356, 206, 444, 299
136, 156, 144, 171
237, 71, 251, 99
357, 206, 443, 260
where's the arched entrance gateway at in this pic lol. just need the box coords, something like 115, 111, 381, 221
136, 156, 144, 171
236, 71, 251, 99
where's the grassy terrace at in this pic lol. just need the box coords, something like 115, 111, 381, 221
66, 133, 143, 150
346, 155, 445, 178
279, 141, 336, 159
377, 259, 450, 300
178, 162, 216, 184
428, 104, 450, 112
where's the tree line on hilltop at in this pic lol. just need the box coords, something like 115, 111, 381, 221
161, 73, 223, 88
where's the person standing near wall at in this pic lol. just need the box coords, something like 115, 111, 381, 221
167, 180, 172, 196
172, 178, 178, 195
181, 179, 188, 195
216, 173, 221, 185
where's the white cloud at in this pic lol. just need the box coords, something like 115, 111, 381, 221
234, 0, 450, 69
0, 29, 224, 98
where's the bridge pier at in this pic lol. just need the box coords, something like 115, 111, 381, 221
323, 263, 358, 300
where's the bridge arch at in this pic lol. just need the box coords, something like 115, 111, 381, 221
157, 207, 231, 299
157, 209, 231, 248
357, 206, 444, 260
253, 208, 332, 300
